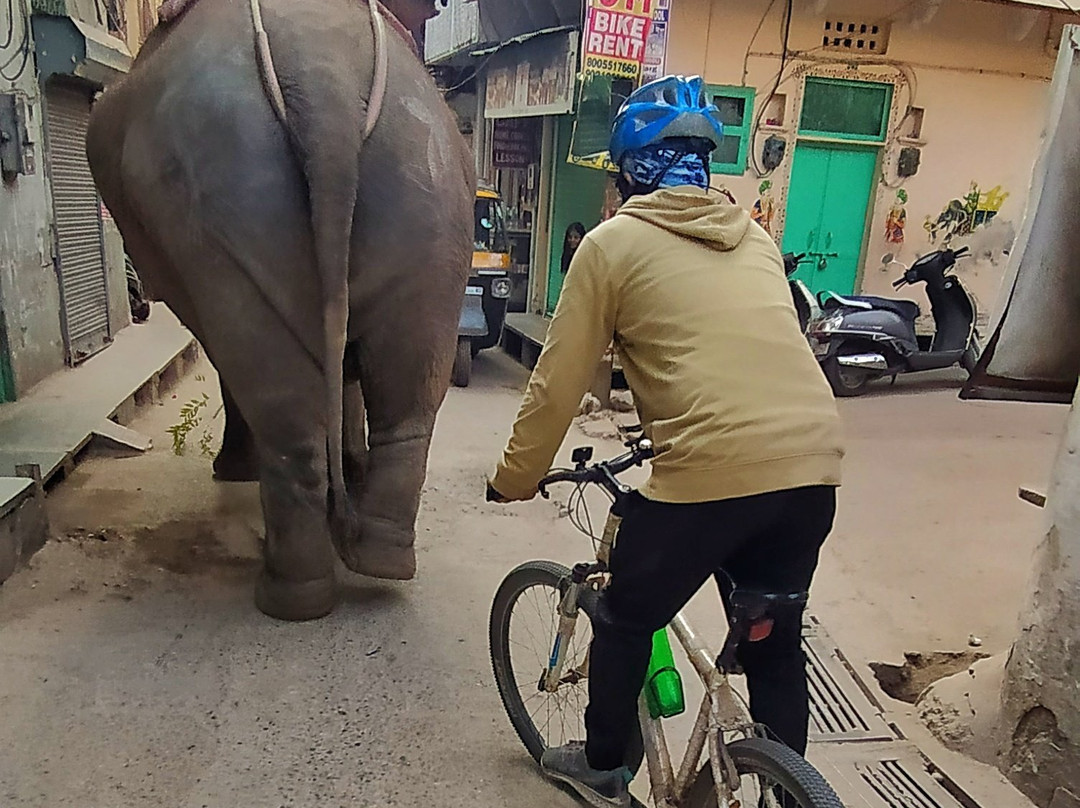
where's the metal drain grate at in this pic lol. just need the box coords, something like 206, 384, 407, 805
801, 618, 984, 808
858, 759, 949, 808
810, 743, 969, 808
802, 620, 896, 743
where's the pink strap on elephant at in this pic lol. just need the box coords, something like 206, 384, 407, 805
374, 0, 420, 56
156, 0, 398, 145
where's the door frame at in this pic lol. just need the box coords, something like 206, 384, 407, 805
774, 67, 903, 295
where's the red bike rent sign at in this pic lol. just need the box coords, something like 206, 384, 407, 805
583, 0, 654, 79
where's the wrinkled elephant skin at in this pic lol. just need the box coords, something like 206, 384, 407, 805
87, 0, 474, 621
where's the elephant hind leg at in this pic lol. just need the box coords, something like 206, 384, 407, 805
334, 315, 457, 580
337, 430, 431, 580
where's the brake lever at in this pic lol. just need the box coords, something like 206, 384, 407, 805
600, 465, 632, 496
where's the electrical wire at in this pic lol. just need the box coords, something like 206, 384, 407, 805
439, 49, 500, 96
1, 0, 17, 52
0, 0, 31, 84
701, 0, 716, 76
749, 0, 792, 175
745, 0, 934, 178
741, 0, 778, 87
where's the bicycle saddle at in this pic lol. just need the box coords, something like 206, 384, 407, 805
727, 589, 808, 620
716, 590, 809, 675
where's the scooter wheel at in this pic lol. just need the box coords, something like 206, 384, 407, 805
823, 355, 872, 397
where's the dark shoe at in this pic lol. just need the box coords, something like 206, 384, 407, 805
540, 742, 632, 808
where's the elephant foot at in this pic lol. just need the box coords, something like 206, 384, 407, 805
334, 515, 417, 581
255, 568, 337, 621
213, 451, 260, 483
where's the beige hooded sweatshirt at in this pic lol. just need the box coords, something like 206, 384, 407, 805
492, 186, 843, 503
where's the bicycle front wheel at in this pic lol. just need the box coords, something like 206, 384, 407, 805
685, 737, 844, 808
489, 560, 643, 771
489, 560, 596, 760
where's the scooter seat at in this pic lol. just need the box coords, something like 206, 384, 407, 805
822, 293, 920, 322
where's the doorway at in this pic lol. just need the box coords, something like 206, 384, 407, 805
782, 77, 893, 296
44, 80, 111, 365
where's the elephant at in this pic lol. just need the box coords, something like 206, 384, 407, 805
86, 0, 475, 621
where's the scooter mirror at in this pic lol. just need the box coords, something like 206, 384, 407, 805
882, 253, 895, 265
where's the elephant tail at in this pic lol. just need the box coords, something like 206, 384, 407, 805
248, 0, 390, 540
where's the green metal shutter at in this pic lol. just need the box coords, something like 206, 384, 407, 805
46, 83, 111, 364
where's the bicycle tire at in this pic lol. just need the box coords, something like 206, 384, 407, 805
489, 560, 643, 771
684, 736, 844, 808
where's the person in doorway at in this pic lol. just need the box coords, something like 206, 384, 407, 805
561, 221, 587, 274
486, 75, 843, 808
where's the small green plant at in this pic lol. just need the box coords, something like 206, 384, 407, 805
168, 375, 226, 457
167, 393, 210, 456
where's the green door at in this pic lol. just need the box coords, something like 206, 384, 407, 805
782, 142, 878, 296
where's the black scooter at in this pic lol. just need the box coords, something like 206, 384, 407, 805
806, 246, 981, 397
783, 252, 818, 333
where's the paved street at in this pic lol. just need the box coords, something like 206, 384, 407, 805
0, 349, 1066, 807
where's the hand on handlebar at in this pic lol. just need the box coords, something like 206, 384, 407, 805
486, 481, 512, 504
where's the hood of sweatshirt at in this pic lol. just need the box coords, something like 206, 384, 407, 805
617, 186, 752, 252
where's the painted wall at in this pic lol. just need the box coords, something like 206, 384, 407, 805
0, 0, 145, 399
665, 0, 1060, 321
0, 5, 66, 397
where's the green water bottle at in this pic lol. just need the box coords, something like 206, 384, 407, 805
643, 628, 685, 719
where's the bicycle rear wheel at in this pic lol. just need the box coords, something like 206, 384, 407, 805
685, 737, 843, 808
489, 560, 643, 770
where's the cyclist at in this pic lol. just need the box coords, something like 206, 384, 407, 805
487, 74, 843, 808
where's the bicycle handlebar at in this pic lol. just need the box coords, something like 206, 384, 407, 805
537, 440, 656, 499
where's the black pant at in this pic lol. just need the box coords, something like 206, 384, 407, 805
584, 485, 837, 771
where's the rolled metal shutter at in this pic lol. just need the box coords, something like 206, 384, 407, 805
46, 83, 110, 364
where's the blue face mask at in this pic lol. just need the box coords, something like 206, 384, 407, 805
621, 145, 710, 192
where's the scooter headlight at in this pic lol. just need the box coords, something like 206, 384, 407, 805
491, 277, 512, 299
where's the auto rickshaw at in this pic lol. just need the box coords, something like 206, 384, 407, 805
453, 185, 512, 387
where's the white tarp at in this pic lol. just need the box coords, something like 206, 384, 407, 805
962, 25, 1080, 402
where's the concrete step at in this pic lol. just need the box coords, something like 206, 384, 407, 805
0, 303, 195, 584
0, 476, 46, 584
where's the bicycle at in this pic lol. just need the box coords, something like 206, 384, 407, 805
489, 428, 845, 808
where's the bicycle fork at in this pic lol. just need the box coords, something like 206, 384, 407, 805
541, 513, 620, 693
542, 562, 593, 692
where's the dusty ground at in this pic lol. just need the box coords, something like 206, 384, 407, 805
0, 350, 1066, 807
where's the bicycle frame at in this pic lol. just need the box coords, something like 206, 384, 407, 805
544, 507, 760, 808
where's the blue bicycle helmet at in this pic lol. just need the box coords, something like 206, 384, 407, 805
610, 75, 725, 167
